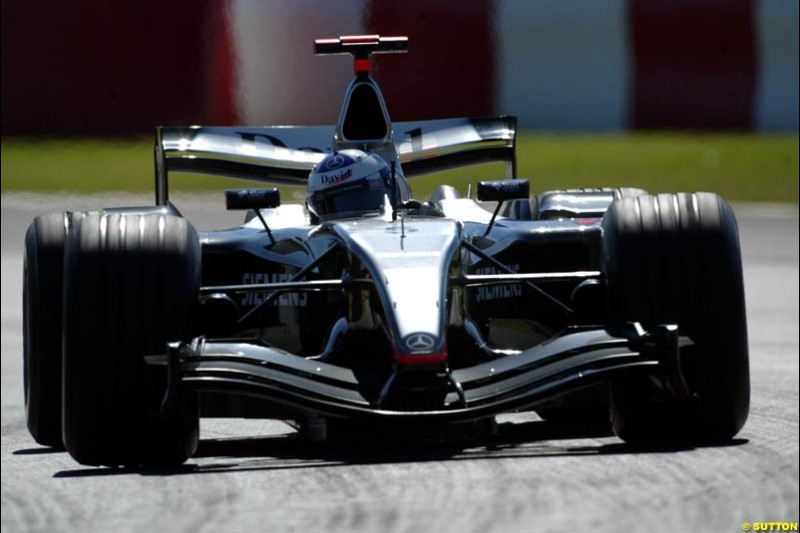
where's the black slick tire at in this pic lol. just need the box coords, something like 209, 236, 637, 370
602, 192, 749, 444
62, 212, 200, 466
23, 212, 74, 447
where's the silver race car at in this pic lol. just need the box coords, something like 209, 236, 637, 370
23, 35, 749, 466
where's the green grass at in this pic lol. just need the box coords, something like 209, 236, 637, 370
2, 133, 797, 203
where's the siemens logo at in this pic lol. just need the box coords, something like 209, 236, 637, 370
474, 264, 523, 302
240, 272, 309, 307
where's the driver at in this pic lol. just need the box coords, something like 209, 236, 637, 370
306, 149, 443, 222
306, 150, 392, 222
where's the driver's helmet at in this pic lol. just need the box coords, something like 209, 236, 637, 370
306, 150, 391, 221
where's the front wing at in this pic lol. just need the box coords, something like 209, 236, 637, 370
157, 323, 691, 422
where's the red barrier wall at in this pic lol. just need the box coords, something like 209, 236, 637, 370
1, 0, 796, 134
364, 0, 496, 121
630, 0, 757, 129
1, 0, 226, 135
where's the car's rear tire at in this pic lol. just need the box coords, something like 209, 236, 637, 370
602, 193, 749, 445
23, 212, 76, 447
502, 187, 648, 220
62, 212, 200, 466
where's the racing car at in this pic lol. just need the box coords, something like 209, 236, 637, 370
23, 35, 749, 467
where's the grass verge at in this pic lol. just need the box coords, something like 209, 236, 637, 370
2, 133, 797, 203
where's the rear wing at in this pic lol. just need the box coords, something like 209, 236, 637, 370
154, 116, 516, 205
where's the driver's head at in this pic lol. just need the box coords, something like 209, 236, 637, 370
306, 150, 390, 222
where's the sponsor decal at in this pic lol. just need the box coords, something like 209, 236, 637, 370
237, 189, 268, 200
240, 272, 308, 307
324, 154, 346, 169
494, 180, 527, 193
404, 332, 437, 352
320, 168, 352, 185
474, 263, 523, 302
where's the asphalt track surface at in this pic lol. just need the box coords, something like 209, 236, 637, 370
2, 194, 798, 533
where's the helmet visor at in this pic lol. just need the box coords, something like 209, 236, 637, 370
310, 178, 387, 220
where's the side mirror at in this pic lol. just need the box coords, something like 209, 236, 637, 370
225, 188, 280, 245
476, 179, 530, 237
225, 188, 281, 210
477, 179, 530, 202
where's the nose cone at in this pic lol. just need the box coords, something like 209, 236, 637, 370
330, 217, 461, 367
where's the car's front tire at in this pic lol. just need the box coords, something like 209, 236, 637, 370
602, 192, 749, 445
62, 212, 200, 466
23, 212, 76, 447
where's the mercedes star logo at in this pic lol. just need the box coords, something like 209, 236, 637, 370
404, 333, 436, 352
326, 155, 345, 169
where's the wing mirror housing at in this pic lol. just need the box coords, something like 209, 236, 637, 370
476, 179, 530, 237
477, 179, 529, 202
225, 188, 281, 211
225, 188, 280, 245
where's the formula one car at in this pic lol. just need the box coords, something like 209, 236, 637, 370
23, 35, 749, 466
